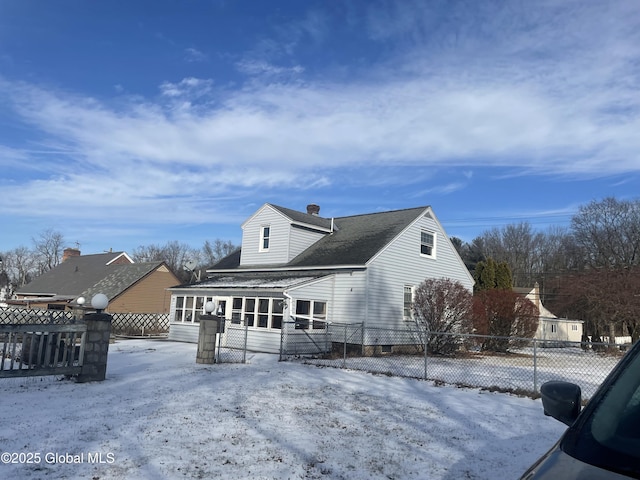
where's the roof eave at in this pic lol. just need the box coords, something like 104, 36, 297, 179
206, 264, 367, 274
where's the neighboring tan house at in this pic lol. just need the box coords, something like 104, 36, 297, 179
515, 282, 584, 344
13, 249, 179, 314
168, 203, 475, 353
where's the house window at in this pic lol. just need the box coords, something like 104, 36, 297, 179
403, 286, 413, 320
230, 296, 284, 329
172, 295, 212, 323
295, 299, 328, 330
217, 299, 227, 316
421, 231, 436, 257
272, 300, 284, 330
551, 324, 557, 333
231, 297, 243, 324
260, 225, 270, 251
572, 324, 578, 331
258, 299, 270, 328
245, 298, 256, 327
313, 301, 327, 329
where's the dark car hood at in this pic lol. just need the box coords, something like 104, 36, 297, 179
522, 446, 632, 480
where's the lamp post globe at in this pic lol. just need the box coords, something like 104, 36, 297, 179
91, 293, 109, 312
204, 301, 215, 314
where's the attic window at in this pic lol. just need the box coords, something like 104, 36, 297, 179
260, 225, 270, 251
420, 231, 436, 258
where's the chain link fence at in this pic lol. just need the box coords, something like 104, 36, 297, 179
285, 324, 629, 401
216, 319, 249, 364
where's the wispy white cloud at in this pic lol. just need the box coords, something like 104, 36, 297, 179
1, 0, 639, 244
184, 47, 207, 63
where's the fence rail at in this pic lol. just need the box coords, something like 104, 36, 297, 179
284, 324, 629, 401
110, 312, 169, 336
1, 322, 86, 378
0, 307, 169, 336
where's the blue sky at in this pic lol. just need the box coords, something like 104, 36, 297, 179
1, 0, 639, 255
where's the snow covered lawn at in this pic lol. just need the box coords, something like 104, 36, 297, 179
1, 339, 567, 479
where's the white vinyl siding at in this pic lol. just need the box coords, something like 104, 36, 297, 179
288, 226, 326, 261
241, 207, 290, 265
364, 212, 473, 330
289, 271, 366, 327
240, 205, 327, 265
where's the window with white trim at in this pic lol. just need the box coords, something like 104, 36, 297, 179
231, 297, 243, 324
420, 230, 436, 257
245, 298, 256, 327
551, 324, 557, 333
295, 299, 328, 330
172, 295, 213, 323
403, 285, 414, 320
260, 225, 270, 251
231, 296, 284, 329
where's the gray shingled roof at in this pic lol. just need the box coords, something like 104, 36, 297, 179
16, 252, 128, 296
81, 262, 166, 301
268, 204, 333, 230
211, 205, 429, 270
292, 206, 428, 266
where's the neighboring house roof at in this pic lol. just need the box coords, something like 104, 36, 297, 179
81, 261, 168, 301
16, 252, 132, 297
514, 283, 558, 318
212, 205, 429, 271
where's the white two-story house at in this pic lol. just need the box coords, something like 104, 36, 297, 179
168, 203, 474, 353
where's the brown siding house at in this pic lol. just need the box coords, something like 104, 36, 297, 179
14, 250, 180, 314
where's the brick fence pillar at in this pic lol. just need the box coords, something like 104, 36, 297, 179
196, 315, 219, 364
76, 312, 112, 383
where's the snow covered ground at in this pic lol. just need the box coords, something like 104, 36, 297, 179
1, 339, 569, 479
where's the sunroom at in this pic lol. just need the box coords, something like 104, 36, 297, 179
167, 273, 332, 353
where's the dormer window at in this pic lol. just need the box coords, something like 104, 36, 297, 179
260, 225, 270, 251
420, 230, 436, 258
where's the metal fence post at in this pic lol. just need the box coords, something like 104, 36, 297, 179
533, 338, 538, 393
424, 330, 428, 380
343, 324, 347, 368
279, 322, 285, 361
242, 319, 248, 364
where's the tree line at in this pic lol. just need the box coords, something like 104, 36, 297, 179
452, 196, 640, 344
0, 232, 239, 296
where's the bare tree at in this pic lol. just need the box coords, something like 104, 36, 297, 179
480, 222, 546, 288
32, 229, 65, 274
1, 246, 38, 288
131, 241, 198, 283
201, 239, 238, 267
571, 197, 640, 269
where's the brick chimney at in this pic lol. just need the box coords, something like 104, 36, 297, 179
63, 248, 81, 262
306, 204, 320, 216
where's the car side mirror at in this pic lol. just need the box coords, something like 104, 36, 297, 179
541, 381, 582, 426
